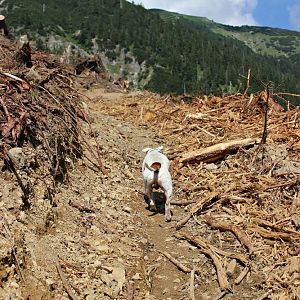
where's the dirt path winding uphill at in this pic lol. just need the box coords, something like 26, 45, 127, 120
77, 87, 195, 300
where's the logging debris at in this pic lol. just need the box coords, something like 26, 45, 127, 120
97, 86, 300, 299
0, 35, 106, 208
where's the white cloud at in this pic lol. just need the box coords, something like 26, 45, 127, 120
288, 3, 300, 31
136, 0, 258, 26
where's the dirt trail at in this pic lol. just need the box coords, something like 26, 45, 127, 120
80, 87, 194, 300
66, 86, 258, 300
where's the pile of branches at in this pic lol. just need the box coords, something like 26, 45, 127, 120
98, 90, 300, 299
0, 36, 102, 205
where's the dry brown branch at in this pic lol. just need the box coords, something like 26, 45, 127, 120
260, 86, 270, 145
252, 218, 300, 236
175, 232, 230, 291
234, 266, 250, 285
56, 260, 80, 300
176, 231, 248, 266
190, 267, 196, 300
176, 213, 194, 229
176, 192, 220, 229
264, 177, 300, 190
58, 257, 85, 275
160, 251, 191, 273
204, 214, 254, 254
248, 226, 296, 242
274, 92, 300, 98
179, 138, 259, 164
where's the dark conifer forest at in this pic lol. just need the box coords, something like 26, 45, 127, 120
4, 0, 300, 100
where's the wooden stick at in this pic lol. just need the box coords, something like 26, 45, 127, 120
212, 291, 228, 300
68, 199, 95, 213
176, 212, 193, 229
58, 257, 85, 274
56, 261, 80, 300
176, 228, 248, 266
201, 248, 229, 291
161, 251, 191, 273
190, 267, 196, 300
234, 267, 250, 285
175, 232, 230, 291
249, 226, 296, 242
176, 192, 220, 229
252, 218, 300, 236
264, 177, 300, 190
204, 214, 254, 254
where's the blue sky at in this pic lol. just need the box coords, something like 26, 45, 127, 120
135, 0, 300, 32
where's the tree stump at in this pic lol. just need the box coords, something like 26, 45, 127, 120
15, 42, 33, 68
0, 15, 8, 36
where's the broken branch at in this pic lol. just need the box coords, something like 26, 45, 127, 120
160, 251, 191, 273
56, 260, 80, 300
175, 232, 230, 291
204, 214, 254, 254
176, 192, 220, 229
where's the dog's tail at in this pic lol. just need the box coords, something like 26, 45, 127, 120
145, 162, 161, 172
145, 162, 161, 189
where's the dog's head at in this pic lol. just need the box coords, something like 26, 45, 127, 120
142, 146, 164, 154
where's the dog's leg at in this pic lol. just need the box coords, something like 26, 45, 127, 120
148, 186, 156, 212
145, 182, 156, 212
144, 179, 150, 203
164, 188, 172, 222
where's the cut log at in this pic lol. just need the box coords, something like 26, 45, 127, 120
179, 138, 259, 164
0, 15, 8, 36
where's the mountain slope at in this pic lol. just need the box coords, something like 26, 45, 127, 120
152, 9, 300, 59
2, 0, 300, 99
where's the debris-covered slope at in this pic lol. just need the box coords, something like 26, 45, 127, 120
1, 34, 300, 300
96, 89, 300, 299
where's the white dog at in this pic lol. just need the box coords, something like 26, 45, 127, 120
142, 146, 173, 221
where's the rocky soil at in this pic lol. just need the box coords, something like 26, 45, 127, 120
1, 81, 300, 300
0, 85, 212, 300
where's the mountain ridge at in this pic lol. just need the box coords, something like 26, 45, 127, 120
150, 8, 300, 59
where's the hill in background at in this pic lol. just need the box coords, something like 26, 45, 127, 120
2, 0, 300, 104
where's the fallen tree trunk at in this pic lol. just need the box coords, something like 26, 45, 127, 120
179, 138, 259, 164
